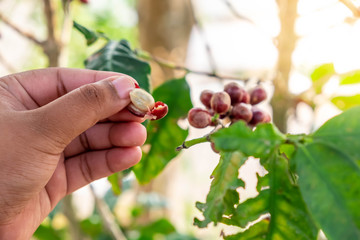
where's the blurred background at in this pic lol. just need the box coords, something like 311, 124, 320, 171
1, 0, 360, 239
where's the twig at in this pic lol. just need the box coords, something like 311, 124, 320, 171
0, 12, 43, 46
43, 0, 60, 66
135, 49, 250, 82
187, 0, 218, 75
176, 134, 211, 151
339, 0, 360, 17
89, 185, 127, 240
59, 0, 73, 67
221, 0, 254, 23
62, 195, 89, 240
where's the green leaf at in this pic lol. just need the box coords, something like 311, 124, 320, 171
331, 95, 360, 111
223, 154, 318, 239
80, 216, 103, 237
133, 77, 192, 183
34, 224, 64, 240
339, 70, 360, 85
294, 143, 360, 240
194, 152, 246, 228
138, 218, 176, 239
85, 40, 151, 92
310, 63, 335, 94
211, 122, 285, 158
312, 106, 360, 165
221, 189, 269, 228
107, 173, 121, 195
224, 220, 269, 240
73, 21, 101, 46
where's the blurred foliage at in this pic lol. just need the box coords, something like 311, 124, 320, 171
308, 63, 360, 110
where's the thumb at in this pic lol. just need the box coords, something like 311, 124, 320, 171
31, 76, 136, 148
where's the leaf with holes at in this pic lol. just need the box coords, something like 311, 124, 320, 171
194, 152, 246, 228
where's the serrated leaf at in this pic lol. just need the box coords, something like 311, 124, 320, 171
85, 40, 151, 92
222, 154, 317, 239
211, 122, 285, 158
339, 70, 360, 85
221, 189, 269, 228
294, 143, 360, 240
312, 106, 360, 165
73, 21, 101, 46
331, 94, 360, 111
310, 63, 335, 94
133, 77, 192, 184
194, 152, 246, 228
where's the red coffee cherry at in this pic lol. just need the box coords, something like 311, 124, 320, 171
240, 91, 250, 104
250, 86, 267, 105
150, 101, 168, 120
210, 92, 231, 114
210, 142, 219, 153
200, 90, 214, 109
80, 0, 89, 3
249, 107, 267, 126
224, 82, 244, 105
188, 108, 212, 128
230, 103, 253, 123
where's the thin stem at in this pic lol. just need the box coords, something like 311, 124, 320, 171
135, 49, 250, 82
89, 185, 127, 240
59, 0, 73, 67
176, 135, 211, 151
187, 0, 218, 75
0, 12, 43, 46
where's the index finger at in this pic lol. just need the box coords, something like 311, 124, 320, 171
0, 67, 137, 107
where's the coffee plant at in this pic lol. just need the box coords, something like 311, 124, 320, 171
74, 22, 360, 240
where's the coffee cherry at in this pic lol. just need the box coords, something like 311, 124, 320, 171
240, 91, 250, 104
250, 86, 267, 105
249, 107, 267, 126
230, 103, 252, 123
150, 101, 168, 120
224, 82, 244, 105
188, 108, 212, 128
200, 90, 214, 109
210, 142, 219, 153
210, 92, 231, 114
80, 0, 89, 3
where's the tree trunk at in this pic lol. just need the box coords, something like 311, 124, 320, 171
271, 0, 298, 132
137, 0, 193, 86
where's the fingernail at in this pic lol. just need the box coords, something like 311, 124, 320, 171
112, 76, 136, 99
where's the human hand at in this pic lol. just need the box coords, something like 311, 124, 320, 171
0, 68, 147, 239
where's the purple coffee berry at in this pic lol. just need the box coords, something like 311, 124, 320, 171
230, 103, 253, 123
188, 108, 212, 128
200, 90, 214, 109
249, 107, 267, 126
210, 92, 231, 114
250, 86, 267, 105
224, 82, 244, 105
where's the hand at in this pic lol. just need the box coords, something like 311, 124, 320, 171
0, 68, 147, 239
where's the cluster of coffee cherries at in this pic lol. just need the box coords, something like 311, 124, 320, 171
187, 82, 270, 129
